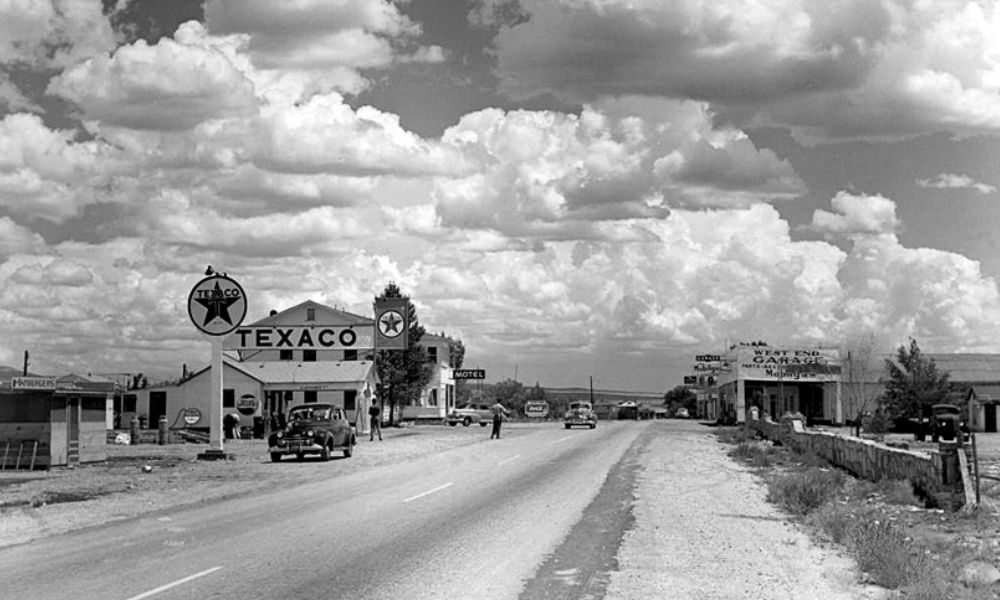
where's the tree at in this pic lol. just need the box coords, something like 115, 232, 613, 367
447, 337, 465, 370
374, 283, 435, 425
843, 333, 880, 436
882, 339, 951, 421
493, 378, 527, 414
663, 385, 696, 412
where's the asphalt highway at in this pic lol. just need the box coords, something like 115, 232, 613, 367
0, 421, 649, 600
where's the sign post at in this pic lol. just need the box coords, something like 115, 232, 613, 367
188, 270, 247, 459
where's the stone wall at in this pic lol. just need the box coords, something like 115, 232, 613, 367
748, 417, 959, 501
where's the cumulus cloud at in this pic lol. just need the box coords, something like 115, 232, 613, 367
917, 173, 997, 194
0, 216, 45, 259
0, 0, 117, 69
432, 99, 804, 238
48, 22, 257, 131
487, 0, 1000, 143
253, 93, 478, 177
204, 0, 441, 99
0, 113, 119, 222
810, 192, 898, 237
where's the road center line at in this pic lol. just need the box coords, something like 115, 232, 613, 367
402, 482, 453, 503
124, 566, 223, 600
498, 454, 521, 466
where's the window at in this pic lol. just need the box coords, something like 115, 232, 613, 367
344, 390, 356, 411
343, 349, 358, 361
428, 389, 437, 406
303, 350, 317, 362
306, 307, 316, 321
427, 346, 438, 363
279, 350, 293, 361
123, 394, 137, 413
304, 390, 317, 403
223, 389, 235, 408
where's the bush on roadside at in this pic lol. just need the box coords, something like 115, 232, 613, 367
806, 502, 880, 545
849, 519, 916, 589
728, 441, 774, 468
766, 468, 846, 515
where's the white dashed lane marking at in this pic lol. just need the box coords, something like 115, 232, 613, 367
402, 482, 453, 503
124, 566, 223, 600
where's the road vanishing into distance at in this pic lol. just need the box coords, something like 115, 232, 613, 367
0, 421, 654, 600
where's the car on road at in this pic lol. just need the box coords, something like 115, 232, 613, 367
446, 403, 493, 427
673, 407, 690, 419
268, 404, 356, 461
564, 401, 597, 429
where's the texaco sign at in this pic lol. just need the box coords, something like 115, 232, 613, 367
188, 274, 248, 336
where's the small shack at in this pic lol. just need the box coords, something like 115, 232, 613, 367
1, 375, 109, 469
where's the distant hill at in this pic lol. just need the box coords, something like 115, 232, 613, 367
544, 387, 663, 404
0, 365, 41, 380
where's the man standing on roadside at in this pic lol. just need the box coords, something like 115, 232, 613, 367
490, 400, 510, 440
368, 402, 382, 441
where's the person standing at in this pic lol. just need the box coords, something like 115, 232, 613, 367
368, 402, 383, 441
490, 400, 510, 440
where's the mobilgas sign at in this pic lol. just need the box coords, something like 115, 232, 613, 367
224, 326, 375, 351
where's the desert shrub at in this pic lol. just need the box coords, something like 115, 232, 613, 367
861, 411, 890, 434
806, 502, 881, 545
849, 519, 915, 588
729, 441, 774, 468
877, 479, 922, 507
767, 468, 847, 515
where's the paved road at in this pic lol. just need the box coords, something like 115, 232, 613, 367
0, 421, 648, 600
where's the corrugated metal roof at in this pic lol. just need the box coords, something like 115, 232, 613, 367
230, 360, 375, 384
970, 385, 1000, 403
926, 354, 1000, 383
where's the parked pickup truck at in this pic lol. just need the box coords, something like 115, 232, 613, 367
445, 403, 493, 427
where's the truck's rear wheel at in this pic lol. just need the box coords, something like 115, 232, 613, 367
462, 417, 472, 427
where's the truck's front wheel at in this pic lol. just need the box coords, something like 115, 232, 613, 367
270, 452, 282, 462
462, 417, 472, 427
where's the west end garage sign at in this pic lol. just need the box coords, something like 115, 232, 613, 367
724, 347, 842, 383
223, 326, 375, 351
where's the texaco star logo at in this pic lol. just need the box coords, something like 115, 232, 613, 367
377, 309, 404, 338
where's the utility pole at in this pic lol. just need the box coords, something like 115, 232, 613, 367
23, 350, 29, 376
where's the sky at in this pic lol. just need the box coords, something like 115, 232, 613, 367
1, 0, 1000, 393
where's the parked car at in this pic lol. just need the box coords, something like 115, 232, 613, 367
914, 404, 970, 443
446, 403, 493, 427
564, 401, 597, 429
673, 407, 690, 419
268, 404, 356, 462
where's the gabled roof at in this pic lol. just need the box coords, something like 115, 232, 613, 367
228, 360, 377, 385
968, 385, 1000, 403
250, 299, 373, 327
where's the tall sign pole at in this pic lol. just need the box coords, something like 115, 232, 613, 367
188, 268, 247, 459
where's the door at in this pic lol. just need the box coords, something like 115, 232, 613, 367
986, 403, 997, 433
67, 396, 80, 466
149, 391, 167, 428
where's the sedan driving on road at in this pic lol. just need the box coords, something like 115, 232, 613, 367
564, 401, 597, 429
